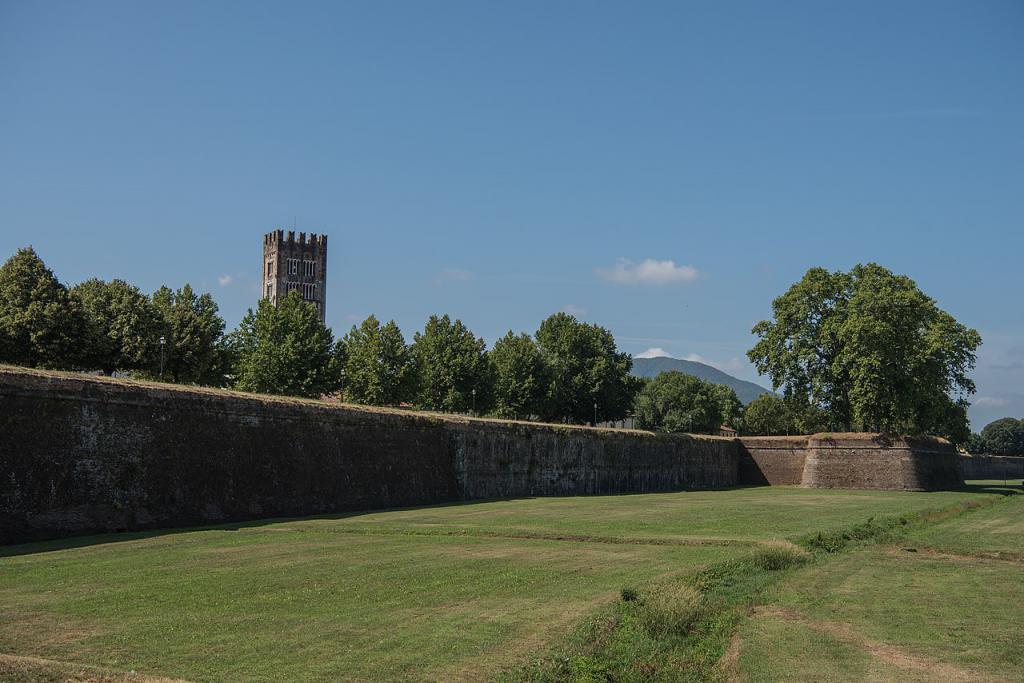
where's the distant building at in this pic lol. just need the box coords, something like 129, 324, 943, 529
718, 425, 738, 437
262, 230, 327, 322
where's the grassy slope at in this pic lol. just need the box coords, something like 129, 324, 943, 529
311, 487, 989, 543
736, 491, 1024, 682
0, 487, 998, 682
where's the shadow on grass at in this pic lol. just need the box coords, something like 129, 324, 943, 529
959, 482, 1023, 496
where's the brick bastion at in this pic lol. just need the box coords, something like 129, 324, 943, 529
0, 367, 963, 544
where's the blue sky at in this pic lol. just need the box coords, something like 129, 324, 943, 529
1, 1, 1021, 428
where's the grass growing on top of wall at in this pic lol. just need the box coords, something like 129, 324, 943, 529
0, 487, 1003, 682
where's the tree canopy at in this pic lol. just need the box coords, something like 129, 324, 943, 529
979, 418, 1024, 456
341, 315, 414, 406
741, 394, 797, 436
634, 371, 724, 434
0, 247, 83, 369
748, 263, 980, 444
489, 331, 548, 420
230, 291, 340, 398
152, 284, 227, 385
73, 278, 161, 375
411, 314, 492, 413
535, 312, 636, 424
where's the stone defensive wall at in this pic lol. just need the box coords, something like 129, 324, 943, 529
0, 367, 963, 544
960, 454, 1024, 481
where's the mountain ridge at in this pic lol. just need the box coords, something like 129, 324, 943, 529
631, 356, 772, 405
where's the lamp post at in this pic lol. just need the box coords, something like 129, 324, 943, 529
159, 336, 166, 380
593, 401, 598, 427
472, 388, 477, 415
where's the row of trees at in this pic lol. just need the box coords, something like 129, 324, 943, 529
0, 247, 644, 425
335, 311, 639, 423
0, 249, 983, 443
0, 248, 227, 383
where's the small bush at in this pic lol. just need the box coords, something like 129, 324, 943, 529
620, 586, 639, 602
751, 541, 811, 571
637, 584, 703, 637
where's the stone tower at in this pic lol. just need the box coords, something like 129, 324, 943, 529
262, 230, 328, 323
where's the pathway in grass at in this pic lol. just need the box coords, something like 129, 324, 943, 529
0, 487, 996, 682
734, 492, 1024, 682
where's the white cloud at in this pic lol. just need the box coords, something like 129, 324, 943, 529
562, 304, 589, 316
435, 268, 473, 285
975, 396, 1010, 408
217, 274, 234, 287
636, 347, 673, 359
682, 353, 746, 373
596, 258, 699, 285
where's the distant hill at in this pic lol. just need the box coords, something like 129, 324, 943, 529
631, 356, 773, 405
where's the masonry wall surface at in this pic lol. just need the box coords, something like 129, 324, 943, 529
961, 455, 1024, 481
0, 368, 740, 544
737, 433, 962, 491
800, 434, 962, 491
736, 436, 808, 485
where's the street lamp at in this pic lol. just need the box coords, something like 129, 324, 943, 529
472, 388, 477, 415
159, 336, 166, 380
594, 401, 598, 427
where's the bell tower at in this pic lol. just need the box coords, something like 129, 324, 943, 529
262, 230, 328, 323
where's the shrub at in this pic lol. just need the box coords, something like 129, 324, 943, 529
751, 541, 811, 571
620, 586, 638, 602
637, 584, 703, 637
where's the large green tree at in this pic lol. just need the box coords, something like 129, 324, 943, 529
489, 331, 548, 419
341, 315, 415, 406
535, 312, 635, 424
0, 247, 84, 369
979, 418, 1024, 456
152, 284, 227, 385
634, 371, 723, 434
73, 278, 161, 375
741, 394, 797, 436
710, 383, 743, 429
411, 314, 491, 413
230, 291, 340, 398
748, 264, 980, 444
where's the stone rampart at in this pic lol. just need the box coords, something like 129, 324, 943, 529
960, 455, 1024, 481
452, 422, 737, 499
800, 433, 962, 491
737, 436, 808, 485
0, 368, 967, 545
737, 433, 962, 491
0, 368, 739, 544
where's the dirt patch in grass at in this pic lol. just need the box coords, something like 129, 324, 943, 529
0, 653, 189, 683
754, 606, 1006, 682
719, 630, 745, 682
885, 545, 1024, 564
0, 610, 100, 655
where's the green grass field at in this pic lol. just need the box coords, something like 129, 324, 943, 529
0, 486, 1014, 682
734, 490, 1024, 682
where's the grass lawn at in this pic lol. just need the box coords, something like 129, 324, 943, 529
735, 492, 1024, 682
0, 487, 999, 682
